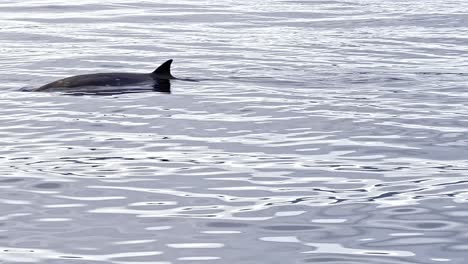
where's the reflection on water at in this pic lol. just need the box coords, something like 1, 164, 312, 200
1, 0, 468, 263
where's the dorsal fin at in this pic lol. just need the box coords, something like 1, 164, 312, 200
152, 59, 174, 79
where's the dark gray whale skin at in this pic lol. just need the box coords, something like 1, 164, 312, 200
34, 59, 174, 93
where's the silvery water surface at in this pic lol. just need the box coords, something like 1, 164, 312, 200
1, 0, 468, 263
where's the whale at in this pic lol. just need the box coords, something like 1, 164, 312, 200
33, 59, 176, 94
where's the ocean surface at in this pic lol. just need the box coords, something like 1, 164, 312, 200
1, 0, 468, 263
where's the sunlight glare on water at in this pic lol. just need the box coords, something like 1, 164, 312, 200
1, 0, 468, 263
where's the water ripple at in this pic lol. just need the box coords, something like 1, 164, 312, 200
1, 0, 468, 263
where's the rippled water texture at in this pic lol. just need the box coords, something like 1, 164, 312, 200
1, 0, 468, 263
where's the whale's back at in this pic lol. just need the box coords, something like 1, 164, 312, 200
35, 72, 152, 91
33, 59, 175, 94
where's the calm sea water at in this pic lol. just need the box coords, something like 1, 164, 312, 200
1, 0, 468, 263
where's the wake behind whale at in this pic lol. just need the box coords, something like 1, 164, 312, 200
31, 59, 186, 95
